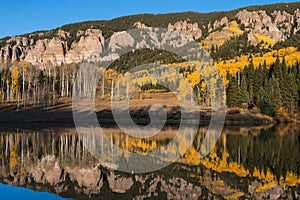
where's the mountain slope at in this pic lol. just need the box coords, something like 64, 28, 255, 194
0, 2, 300, 66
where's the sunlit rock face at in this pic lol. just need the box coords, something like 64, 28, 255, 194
25, 37, 67, 66
239, 10, 284, 41
65, 29, 105, 64
236, 9, 300, 41
167, 20, 203, 40
0, 29, 105, 66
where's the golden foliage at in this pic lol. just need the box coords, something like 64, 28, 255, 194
202, 21, 244, 50
254, 33, 276, 46
9, 135, 18, 169
224, 21, 244, 35
186, 70, 201, 88
178, 79, 191, 101
216, 47, 300, 76
11, 68, 19, 101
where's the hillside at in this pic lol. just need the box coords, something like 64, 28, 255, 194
0, 2, 300, 66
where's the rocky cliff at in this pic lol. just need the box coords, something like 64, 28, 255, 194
0, 3, 300, 66
0, 29, 105, 66
236, 9, 300, 41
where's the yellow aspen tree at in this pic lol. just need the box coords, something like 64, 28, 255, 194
11, 68, 19, 101
178, 79, 190, 102
186, 70, 201, 89
99, 67, 106, 98
9, 135, 18, 171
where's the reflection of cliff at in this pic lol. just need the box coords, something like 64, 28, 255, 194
0, 125, 300, 199
0, 130, 215, 199
0, 131, 103, 196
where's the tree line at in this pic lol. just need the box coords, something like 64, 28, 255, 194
226, 58, 300, 117
0, 61, 79, 109
0, 56, 299, 119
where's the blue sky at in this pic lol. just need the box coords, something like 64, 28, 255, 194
0, 0, 298, 38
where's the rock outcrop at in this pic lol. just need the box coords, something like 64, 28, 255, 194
108, 173, 134, 193
168, 20, 202, 40
207, 17, 229, 32
0, 29, 105, 66
25, 37, 67, 66
134, 22, 148, 29
237, 9, 300, 41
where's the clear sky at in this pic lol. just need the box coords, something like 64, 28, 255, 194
0, 0, 298, 38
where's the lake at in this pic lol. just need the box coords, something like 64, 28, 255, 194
0, 124, 299, 199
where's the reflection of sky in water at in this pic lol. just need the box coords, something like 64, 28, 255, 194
0, 184, 64, 200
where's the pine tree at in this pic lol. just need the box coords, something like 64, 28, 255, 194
269, 57, 282, 80
253, 64, 263, 105
257, 80, 273, 116
294, 61, 300, 112
238, 75, 250, 107
269, 76, 283, 111
244, 61, 255, 105
284, 72, 298, 113
226, 76, 239, 108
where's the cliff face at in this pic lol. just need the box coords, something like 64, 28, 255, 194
0, 131, 215, 199
0, 6, 300, 66
236, 9, 300, 41
168, 20, 203, 40
0, 155, 205, 199
0, 29, 105, 66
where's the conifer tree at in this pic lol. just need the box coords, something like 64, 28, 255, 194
245, 61, 255, 105
253, 64, 263, 104
238, 75, 250, 106
257, 80, 275, 116
269, 76, 283, 111
269, 57, 282, 80
226, 76, 239, 108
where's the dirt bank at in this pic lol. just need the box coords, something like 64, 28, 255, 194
0, 93, 275, 128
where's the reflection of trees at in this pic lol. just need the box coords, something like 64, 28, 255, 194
0, 62, 80, 108
219, 125, 300, 183
5, 125, 292, 185
0, 131, 97, 170
1, 125, 300, 198
0, 129, 221, 199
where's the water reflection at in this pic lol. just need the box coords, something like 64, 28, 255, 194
0, 124, 299, 199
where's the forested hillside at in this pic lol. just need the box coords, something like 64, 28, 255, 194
226, 59, 300, 116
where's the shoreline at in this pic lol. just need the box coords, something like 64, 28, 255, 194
1, 93, 290, 129
0, 104, 277, 129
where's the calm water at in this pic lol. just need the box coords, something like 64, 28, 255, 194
0, 124, 299, 199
